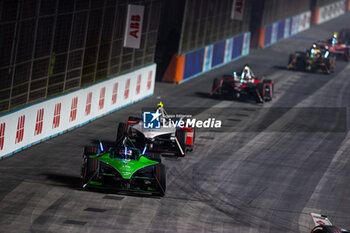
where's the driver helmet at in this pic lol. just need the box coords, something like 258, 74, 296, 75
310, 43, 320, 57
332, 32, 338, 46
241, 64, 255, 82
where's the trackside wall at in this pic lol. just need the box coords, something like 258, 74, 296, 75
163, 32, 250, 83
258, 11, 311, 48
313, 0, 346, 24
0, 64, 156, 159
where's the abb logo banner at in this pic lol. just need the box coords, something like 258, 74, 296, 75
123, 4, 144, 49
0, 123, 5, 150
85, 92, 92, 116
34, 108, 44, 136
231, 0, 244, 21
124, 79, 130, 99
70, 97, 78, 122
52, 103, 61, 129
15, 115, 25, 144
112, 83, 118, 104
99, 87, 106, 110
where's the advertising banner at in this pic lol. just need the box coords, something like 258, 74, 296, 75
231, 0, 244, 21
123, 4, 144, 49
0, 64, 156, 159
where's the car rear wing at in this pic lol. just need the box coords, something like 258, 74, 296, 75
311, 213, 332, 226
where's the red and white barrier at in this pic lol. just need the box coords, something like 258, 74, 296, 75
0, 63, 156, 159
315, 0, 345, 24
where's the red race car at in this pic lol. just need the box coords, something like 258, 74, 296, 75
310, 213, 349, 233
210, 65, 274, 103
317, 32, 350, 61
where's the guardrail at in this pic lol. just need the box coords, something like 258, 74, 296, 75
0, 64, 156, 159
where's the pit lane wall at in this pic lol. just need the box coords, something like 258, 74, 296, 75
163, 32, 250, 83
258, 11, 311, 48
313, 0, 346, 24
0, 64, 156, 159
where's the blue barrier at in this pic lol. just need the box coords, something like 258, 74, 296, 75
232, 34, 244, 59
264, 24, 273, 46
211, 40, 226, 68
261, 11, 311, 48
277, 20, 285, 41
175, 32, 250, 84
184, 48, 204, 80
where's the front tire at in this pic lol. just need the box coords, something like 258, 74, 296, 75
154, 164, 166, 196
81, 147, 99, 188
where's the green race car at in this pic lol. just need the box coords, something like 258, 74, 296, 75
81, 138, 166, 196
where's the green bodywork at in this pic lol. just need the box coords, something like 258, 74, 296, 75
90, 152, 159, 179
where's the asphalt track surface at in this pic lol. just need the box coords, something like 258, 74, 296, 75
1, 14, 350, 233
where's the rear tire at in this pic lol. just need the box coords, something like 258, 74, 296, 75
188, 128, 195, 152
176, 129, 187, 157
81, 147, 99, 187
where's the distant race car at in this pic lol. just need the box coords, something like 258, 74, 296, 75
287, 43, 336, 74
81, 137, 166, 196
116, 102, 195, 157
310, 213, 349, 233
210, 65, 274, 103
317, 32, 350, 61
